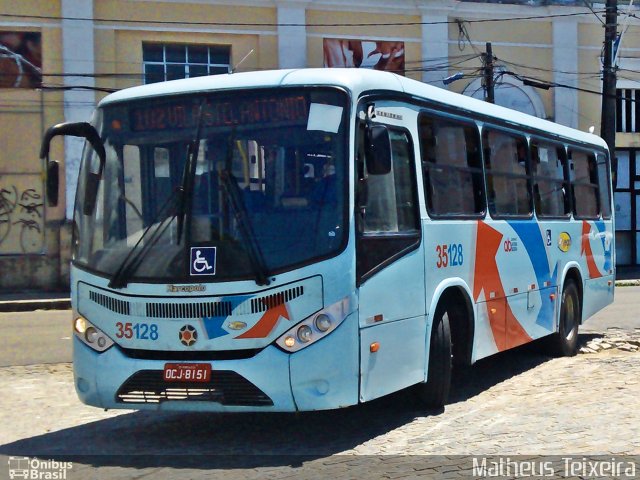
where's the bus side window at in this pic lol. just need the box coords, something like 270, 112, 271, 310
569, 149, 600, 219
530, 140, 570, 218
363, 129, 418, 233
483, 129, 531, 217
418, 113, 484, 217
597, 153, 612, 219
357, 125, 420, 281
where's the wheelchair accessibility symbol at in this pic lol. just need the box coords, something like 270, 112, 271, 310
190, 247, 217, 276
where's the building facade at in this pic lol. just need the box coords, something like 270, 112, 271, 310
0, 0, 638, 291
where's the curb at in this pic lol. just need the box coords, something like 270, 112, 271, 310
0, 298, 71, 313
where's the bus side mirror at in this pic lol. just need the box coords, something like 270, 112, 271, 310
365, 125, 392, 175
40, 122, 106, 215
46, 160, 60, 207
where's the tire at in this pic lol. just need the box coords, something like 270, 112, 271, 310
416, 303, 452, 409
549, 279, 580, 357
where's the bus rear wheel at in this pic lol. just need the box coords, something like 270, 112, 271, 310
416, 303, 452, 409
549, 279, 580, 357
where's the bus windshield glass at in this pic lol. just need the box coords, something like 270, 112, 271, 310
73, 88, 348, 283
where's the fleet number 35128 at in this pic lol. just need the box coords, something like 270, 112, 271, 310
115, 322, 159, 340
436, 243, 464, 268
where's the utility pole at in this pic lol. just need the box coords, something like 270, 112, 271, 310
483, 42, 495, 104
601, 0, 617, 185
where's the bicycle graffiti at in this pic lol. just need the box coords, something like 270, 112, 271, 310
0, 183, 44, 253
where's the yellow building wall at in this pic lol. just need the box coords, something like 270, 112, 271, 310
94, 0, 277, 91
578, 23, 606, 133
0, 2, 64, 258
448, 19, 554, 120
2, 0, 629, 284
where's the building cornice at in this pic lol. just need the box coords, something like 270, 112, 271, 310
129, 0, 610, 24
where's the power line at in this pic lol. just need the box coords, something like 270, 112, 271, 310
0, 10, 604, 28
582, 0, 607, 26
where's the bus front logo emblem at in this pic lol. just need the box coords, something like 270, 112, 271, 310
179, 325, 198, 346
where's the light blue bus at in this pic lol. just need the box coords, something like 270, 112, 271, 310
41, 68, 614, 411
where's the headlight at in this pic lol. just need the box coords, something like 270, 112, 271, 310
74, 315, 114, 353
314, 314, 332, 332
85, 326, 99, 343
74, 316, 88, 334
276, 295, 353, 353
297, 325, 313, 343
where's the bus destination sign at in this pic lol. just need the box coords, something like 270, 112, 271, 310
130, 95, 308, 132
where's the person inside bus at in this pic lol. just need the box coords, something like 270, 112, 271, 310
311, 161, 337, 205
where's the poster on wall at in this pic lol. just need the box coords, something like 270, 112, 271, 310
323, 38, 405, 75
0, 31, 42, 88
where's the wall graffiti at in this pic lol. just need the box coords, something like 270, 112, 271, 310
0, 177, 44, 254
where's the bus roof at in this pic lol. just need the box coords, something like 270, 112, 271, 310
100, 68, 608, 150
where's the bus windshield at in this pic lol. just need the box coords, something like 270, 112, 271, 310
73, 88, 348, 284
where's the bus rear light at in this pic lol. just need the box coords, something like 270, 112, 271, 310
74, 316, 114, 353
276, 295, 353, 353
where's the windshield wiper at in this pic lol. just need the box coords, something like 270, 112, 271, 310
107, 187, 182, 289
177, 102, 205, 242
109, 104, 205, 289
220, 167, 270, 286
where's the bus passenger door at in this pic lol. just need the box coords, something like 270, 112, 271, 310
356, 126, 427, 402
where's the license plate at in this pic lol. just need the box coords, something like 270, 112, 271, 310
163, 363, 211, 383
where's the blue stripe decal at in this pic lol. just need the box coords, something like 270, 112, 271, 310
508, 221, 555, 329
202, 317, 229, 339
202, 294, 252, 339
594, 220, 612, 273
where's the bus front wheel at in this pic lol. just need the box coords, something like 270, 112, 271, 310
549, 279, 580, 357
416, 303, 452, 409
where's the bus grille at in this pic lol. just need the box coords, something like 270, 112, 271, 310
249, 286, 304, 314
85, 282, 310, 319
146, 300, 232, 319
89, 290, 130, 315
115, 370, 273, 406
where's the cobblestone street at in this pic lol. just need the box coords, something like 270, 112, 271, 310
1, 331, 639, 478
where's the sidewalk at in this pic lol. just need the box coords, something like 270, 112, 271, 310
0, 291, 71, 312
614, 265, 640, 282
1, 266, 639, 312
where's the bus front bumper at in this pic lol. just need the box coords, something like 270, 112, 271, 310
72, 313, 359, 412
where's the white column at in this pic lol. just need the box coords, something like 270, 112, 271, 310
277, 4, 307, 69
553, 18, 579, 128
421, 13, 449, 86
62, 0, 96, 219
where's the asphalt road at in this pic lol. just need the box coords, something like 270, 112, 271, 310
0, 285, 637, 367
581, 283, 640, 332
0, 310, 72, 367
